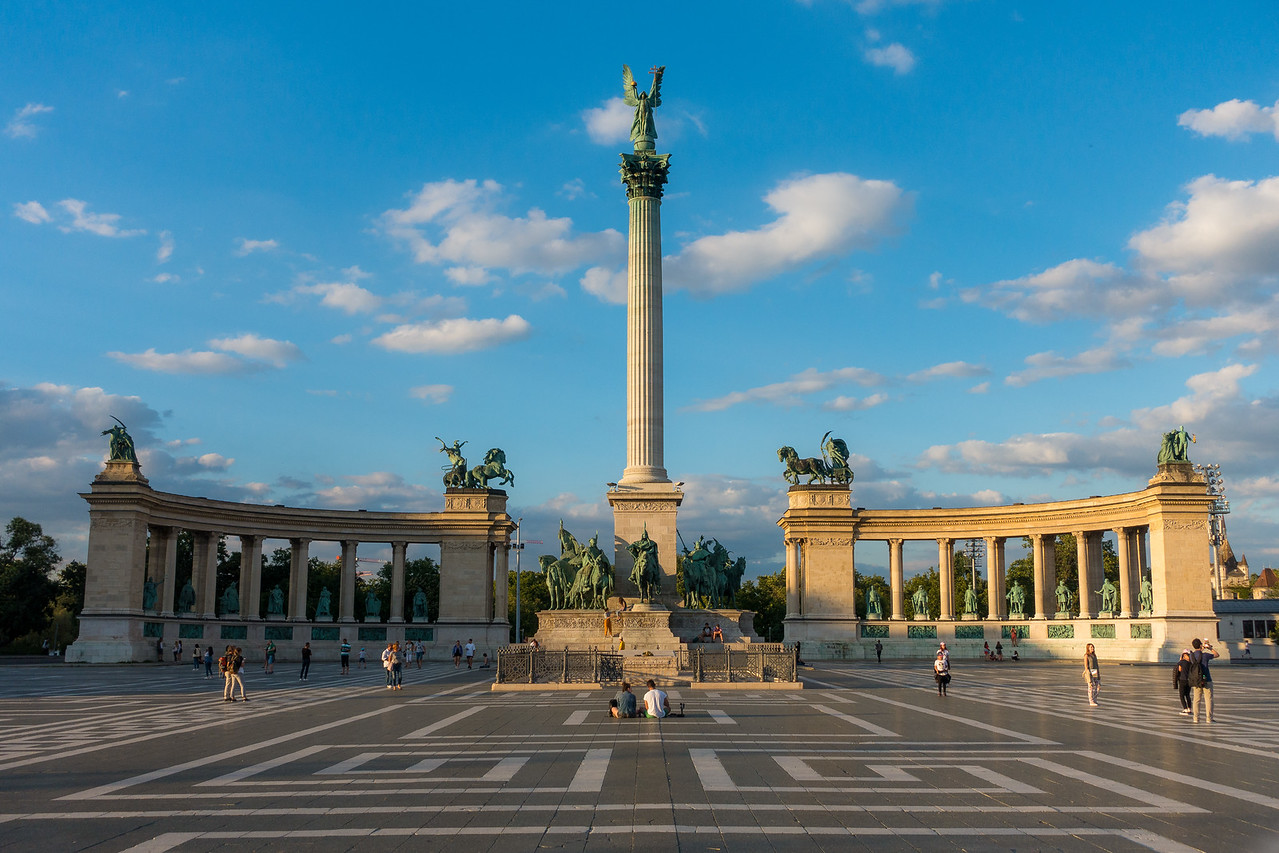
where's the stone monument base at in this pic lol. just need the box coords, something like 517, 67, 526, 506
534, 607, 762, 651
1054, 612, 1073, 620
961, 614, 980, 621
913, 614, 930, 621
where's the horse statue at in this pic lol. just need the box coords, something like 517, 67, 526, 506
777, 445, 830, 485
721, 556, 746, 608
469, 447, 515, 488
627, 528, 662, 603
436, 437, 473, 488
539, 554, 577, 610
822, 432, 854, 485
682, 536, 717, 608
567, 534, 613, 609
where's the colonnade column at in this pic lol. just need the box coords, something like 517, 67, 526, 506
1031, 534, 1047, 619
493, 543, 509, 626
1042, 534, 1057, 618
389, 541, 407, 623
784, 538, 802, 618
888, 539, 905, 620
240, 535, 263, 619
1133, 528, 1148, 614
151, 526, 178, 615
985, 536, 1004, 619
194, 531, 219, 619
1113, 528, 1130, 616
289, 538, 310, 620
1074, 531, 1092, 618
937, 538, 954, 620
339, 540, 358, 623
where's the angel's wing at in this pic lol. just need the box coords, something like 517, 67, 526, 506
622, 64, 640, 106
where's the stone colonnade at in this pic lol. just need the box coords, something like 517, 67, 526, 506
67, 460, 515, 663
780, 464, 1217, 662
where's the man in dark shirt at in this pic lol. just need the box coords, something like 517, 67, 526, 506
1190, 637, 1218, 723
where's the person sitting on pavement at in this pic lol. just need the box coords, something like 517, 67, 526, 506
712, 624, 723, 642
642, 679, 670, 719
611, 682, 638, 718
701, 623, 712, 642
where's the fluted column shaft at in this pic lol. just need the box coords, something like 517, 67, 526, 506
390, 541, 407, 623
985, 536, 1005, 619
151, 526, 177, 615
937, 538, 954, 619
785, 538, 802, 617
889, 539, 905, 620
622, 193, 667, 483
339, 540, 358, 622
289, 538, 310, 620
194, 531, 219, 619
1116, 527, 1133, 616
240, 535, 263, 619
1075, 532, 1092, 618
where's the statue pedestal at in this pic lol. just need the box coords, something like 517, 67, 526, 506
865, 614, 884, 621
266, 614, 286, 621
362, 618, 382, 624
314, 616, 334, 623
961, 614, 980, 621
1138, 610, 1153, 617
913, 614, 930, 622
1098, 611, 1115, 618
1054, 613, 1073, 620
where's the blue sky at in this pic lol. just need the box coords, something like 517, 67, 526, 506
4, 1, 1278, 579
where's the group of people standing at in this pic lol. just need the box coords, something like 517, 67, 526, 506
1173, 638, 1218, 722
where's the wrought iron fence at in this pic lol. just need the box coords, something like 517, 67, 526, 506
677, 643, 798, 683
496, 646, 623, 684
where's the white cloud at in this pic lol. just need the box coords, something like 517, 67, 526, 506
5, 103, 53, 139
409, 384, 453, 404
174, 453, 234, 471
559, 178, 588, 200
864, 43, 916, 74
117, 90, 129, 99
687, 366, 886, 412
823, 392, 890, 411
381, 178, 623, 279
313, 472, 433, 509
1004, 346, 1131, 387
57, 199, 145, 237
664, 173, 911, 298
907, 361, 989, 382
582, 97, 634, 145
207, 334, 304, 368
968, 382, 990, 395
372, 315, 532, 354
107, 348, 261, 375
157, 231, 174, 262
444, 266, 494, 287
330, 334, 353, 345
580, 266, 628, 304
13, 201, 50, 224
235, 238, 279, 256
294, 281, 382, 314
150, 273, 179, 284
977, 258, 1142, 323
1178, 98, 1279, 142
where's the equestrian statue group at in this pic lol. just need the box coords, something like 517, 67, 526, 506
778, 431, 853, 485
679, 535, 746, 609
436, 437, 515, 489
539, 521, 617, 610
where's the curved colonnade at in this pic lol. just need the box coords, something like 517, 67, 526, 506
67, 461, 514, 663
779, 463, 1217, 661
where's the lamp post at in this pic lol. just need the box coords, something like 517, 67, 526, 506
1193, 463, 1229, 598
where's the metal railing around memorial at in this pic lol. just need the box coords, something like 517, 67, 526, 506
677, 643, 799, 683
496, 646, 623, 684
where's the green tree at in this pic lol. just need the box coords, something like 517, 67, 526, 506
508, 568, 550, 642
306, 557, 340, 619
375, 556, 439, 622
0, 518, 60, 648
737, 570, 786, 642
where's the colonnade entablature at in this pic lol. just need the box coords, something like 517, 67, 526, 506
779, 463, 1217, 662
67, 459, 515, 663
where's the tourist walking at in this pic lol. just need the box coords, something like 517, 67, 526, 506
995, 641, 1003, 661
220, 646, 234, 700
1083, 643, 1101, 707
1189, 638, 1218, 723
340, 638, 351, 675
231, 646, 247, 701
358, 647, 367, 669
464, 639, 476, 669
192, 644, 202, 671
452, 640, 463, 668
1174, 650, 1193, 715
874, 640, 883, 663
203, 645, 214, 677
264, 640, 276, 674
389, 642, 403, 690
933, 651, 950, 696
416, 641, 425, 668
299, 642, 312, 681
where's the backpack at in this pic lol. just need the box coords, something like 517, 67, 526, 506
1187, 653, 1205, 688
217, 654, 229, 674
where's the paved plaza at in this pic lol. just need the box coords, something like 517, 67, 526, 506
0, 658, 1276, 852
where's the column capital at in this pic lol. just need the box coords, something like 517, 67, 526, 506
888, 537, 904, 546
620, 151, 670, 199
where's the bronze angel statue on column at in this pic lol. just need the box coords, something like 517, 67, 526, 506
623, 64, 664, 152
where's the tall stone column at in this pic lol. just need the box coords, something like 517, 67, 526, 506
493, 543, 509, 627
1075, 531, 1092, 618
611, 147, 682, 602
937, 538, 954, 619
289, 538, 310, 620
195, 532, 219, 619
888, 539, 905, 620
1031, 534, 1047, 619
240, 535, 263, 619
339, 540, 358, 623
985, 536, 1005, 619
150, 526, 178, 616
1112, 527, 1130, 615
389, 541, 407, 623
784, 538, 802, 618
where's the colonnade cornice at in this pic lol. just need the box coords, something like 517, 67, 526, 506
83, 484, 513, 545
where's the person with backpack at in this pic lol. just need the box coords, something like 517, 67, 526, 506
1083, 643, 1101, 707
1174, 650, 1193, 715
228, 646, 248, 702
1189, 638, 1218, 723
